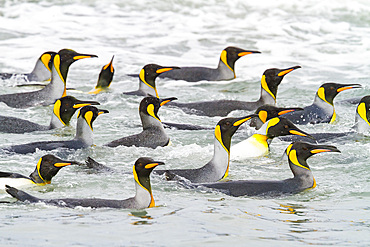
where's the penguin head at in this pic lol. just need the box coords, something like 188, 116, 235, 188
133, 157, 164, 207
39, 51, 57, 72
77, 105, 109, 131
221, 47, 261, 72
355, 95, 370, 133
215, 114, 257, 151
263, 117, 313, 139
261, 66, 301, 101
53, 96, 100, 126
95, 55, 115, 89
139, 64, 180, 97
285, 141, 340, 176
139, 96, 177, 124
29, 154, 78, 184
54, 49, 98, 86
316, 82, 362, 105
250, 105, 304, 130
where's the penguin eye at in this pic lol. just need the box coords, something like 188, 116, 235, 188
284, 125, 289, 129
225, 121, 231, 126
302, 147, 308, 151
330, 86, 334, 90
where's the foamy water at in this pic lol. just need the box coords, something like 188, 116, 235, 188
0, 0, 369, 246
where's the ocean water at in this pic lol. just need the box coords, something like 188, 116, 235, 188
0, 0, 369, 246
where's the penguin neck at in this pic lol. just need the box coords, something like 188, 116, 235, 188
288, 159, 315, 189
207, 138, 230, 180
30, 59, 51, 82
29, 169, 49, 185
354, 113, 370, 134
74, 118, 94, 146
42, 65, 66, 102
258, 86, 276, 106
49, 112, 66, 129
139, 79, 157, 97
134, 178, 154, 208
313, 95, 335, 121
217, 59, 235, 80
140, 112, 165, 131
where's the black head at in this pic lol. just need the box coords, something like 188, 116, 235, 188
29, 154, 77, 184
96, 55, 115, 88
285, 141, 340, 171
215, 114, 257, 151
261, 66, 301, 100
356, 95, 370, 125
77, 105, 109, 131
54, 96, 100, 126
250, 105, 304, 129
133, 157, 164, 207
139, 96, 177, 121
221, 46, 261, 71
264, 117, 314, 139
316, 82, 362, 105
139, 63, 180, 87
55, 49, 98, 82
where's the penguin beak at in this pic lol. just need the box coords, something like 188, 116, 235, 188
337, 84, 362, 92
145, 161, 165, 169
277, 66, 301, 77
103, 56, 115, 72
233, 114, 258, 126
156, 66, 181, 74
98, 109, 109, 115
160, 97, 177, 106
310, 145, 341, 154
73, 53, 98, 60
54, 162, 73, 167
278, 107, 304, 116
289, 129, 315, 140
238, 50, 261, 57
73, 100, 100, 109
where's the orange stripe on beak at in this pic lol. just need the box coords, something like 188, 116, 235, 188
289, 130, 307, 137
156, 68, 173, 74
278, 69, 294, 77
238, 52, 252, 57
73, 55, 93, 60
278, 109, 295, 115
145, 163, 160, 169
337, 86, 353, 92
310, 149, 334, 154
54, 162, 72, 167
233, 116, 252, 126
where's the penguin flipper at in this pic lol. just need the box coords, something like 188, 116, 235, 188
162, 121, 212, 130
0, 171, 29, 179
5, 185, 41, 203
85, 157, 115, 172
126, 73, 139, 78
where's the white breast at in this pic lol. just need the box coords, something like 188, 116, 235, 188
0, 178, 34, 192
231, 135, 269, 160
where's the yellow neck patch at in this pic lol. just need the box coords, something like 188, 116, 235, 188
330, 109, 336, 123
285, 143, 293, 155
214, 125, 229, 153
266, 117, 280, 135
36, 158, 50, 185
84, 111, 94, 131
41, 54, 52, 71
357, 102, 370, 126
261, 75, 276, 101
133, 165, 154, 207
259, 110, 268, 123
53, 100, 66, 125
317, 87, 332, 105
289, 150, 310, 170
139, 69, 158, 97
53, 55, 65, 84
220, 50, 234, 75
147, 104, 160, 122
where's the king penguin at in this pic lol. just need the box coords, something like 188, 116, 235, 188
2, 106, 109, 154
166, 66, 301, 117
105, 96, 177, 149
88, 56, 115, 94
280, 95, 370, 143
200, 141, 340, 197
282, 82, 361, 125
5, 157, 164, 209
154, 115, 256, 183
0, 154, 77, 190
0, 51, 56, 82
249, 105, 304, 130
156, 46, 261, 82
0, 49, 97, 109
123, 64, 180, 97
231, 117, 313, 160
0, 96, 99, 133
